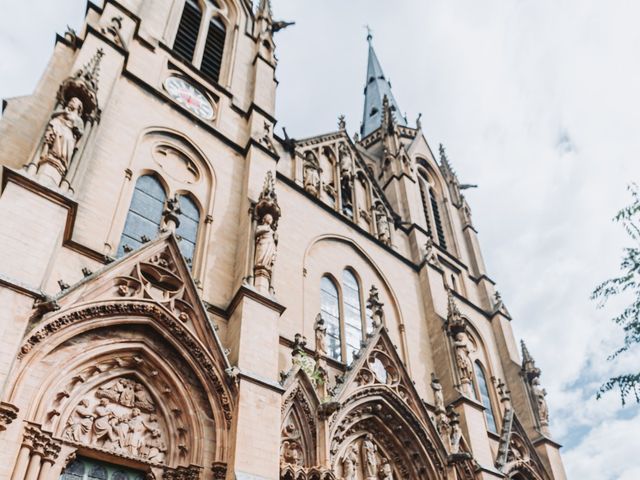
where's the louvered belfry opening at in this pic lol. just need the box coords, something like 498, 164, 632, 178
173, 0, 202, 62
419, 180, 433, 237
430, 187, 448, 249
201, 17, 226, 82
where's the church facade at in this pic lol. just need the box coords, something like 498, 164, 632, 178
0, 1, 567, 479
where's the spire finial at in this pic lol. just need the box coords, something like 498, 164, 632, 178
365, 25, 373, 44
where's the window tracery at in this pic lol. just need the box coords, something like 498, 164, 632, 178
474, 361, 498, 434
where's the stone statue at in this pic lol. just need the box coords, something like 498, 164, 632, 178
362, 434, 378, 479
314, 314, 327, 356
116, 378, 135, 407
366, 285, 384, 329
450, 418, 462, 454
375, 204, 391, 244
380, 457, 393, 480
531, 377, 549, 425
254, 213, 277, 276
339, 144, 353, 180
39, 97, 85, 176
123, 408, 146, 455
281, 440, 303, 466
303, 151, 321, 196
93, 398, 119, 448
431, 374, 445, 413
342, 444, 358, 480
145, 428, 166, 462
453, 332, 473, 392
63, 399, 94, 442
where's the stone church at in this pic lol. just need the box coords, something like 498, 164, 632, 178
0, 1, 567, 479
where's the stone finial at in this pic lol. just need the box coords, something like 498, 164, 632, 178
520, 340, 540, 381
162, 195, 182, 233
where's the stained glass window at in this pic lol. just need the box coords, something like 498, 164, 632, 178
117, 175, 166, 257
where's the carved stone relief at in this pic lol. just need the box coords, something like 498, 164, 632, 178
336, 435, 398, 480
62, 377, 168, 463
302, 151, 321, 196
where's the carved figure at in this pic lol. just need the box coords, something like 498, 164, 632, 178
450, 419, 462, 454
431, 374, 445, 413
314, 314, 327, 356
380, 457, 393, 480
303, 151, 321, 196
134, 383, 155, 412
93, 399, 119, 448
39, 97, 85, 175
453, 332, 473, 390
375, 204, 391, 244
63, 399, 94, 442
362, 434, 378, 478
342, 444, 358, 480
117, 378, 135, 407
531, 377, 549, 425
281, 440, 303, 466
339, 144, 353, 180
145, 428, 167, 462
254, 213, 277, 275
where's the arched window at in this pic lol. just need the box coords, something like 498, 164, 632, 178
61, 459, 84, 480
320, 276, 341, 361
118, 175, 166, 257
61, 457, 143, 480
201, 17, 226, 82
319, 270, 370, 364
418, 168, 447, 250
429, 187, 447, 249
342, 270, 364, 364
176, 194, 200, 267
172, 1, 227, 83
173, 0, 202, 62
474, 361, 498, 433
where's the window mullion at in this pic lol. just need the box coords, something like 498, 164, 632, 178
192, 3, 211, 68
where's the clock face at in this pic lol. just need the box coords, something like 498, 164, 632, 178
164, 76, 215, 120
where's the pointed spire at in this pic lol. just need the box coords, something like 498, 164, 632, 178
521, 340, 541, 381
361, 34, 406, 138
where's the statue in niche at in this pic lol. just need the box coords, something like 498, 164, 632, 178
342, 444, 359, 480
303, 151, 321, 196
281, 439, 303, 466
253, 172, 281, 292
531, 377, 549, 425
93, 398, 119, 448
380, 458, 394, 480
338, 143, 354, 181
39, 97, 85, 176
254, 213, 277, 276
314, 314, 327, 356
453, 332, 473, 391
374, 204, 391, 244
63, 399, 94, 442
449, 409, 462, 454
362, 434, 378, 479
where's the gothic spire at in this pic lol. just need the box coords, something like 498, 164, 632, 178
256, 0, 273, 21
361, 33, 406, 138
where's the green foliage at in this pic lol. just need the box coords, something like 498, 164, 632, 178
592, 184, 640, 405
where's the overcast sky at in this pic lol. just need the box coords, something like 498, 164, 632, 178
1, 1, 639, 478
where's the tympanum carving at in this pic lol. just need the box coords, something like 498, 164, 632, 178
62, 377, 169, 462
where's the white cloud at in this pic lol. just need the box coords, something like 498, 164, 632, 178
1, 0, 638, 477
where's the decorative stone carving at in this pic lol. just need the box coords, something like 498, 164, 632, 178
423, 238, 442, 268
365, 285, 384, 329
100, 16, 124, 46
431, 373, 445, 413
61, 377, 169, 463
521, 341, 550, 430
0, 402, 19, 432
35, 48, 103, 180
374, 203, 391, 245
162, 195, 182, 233
39, 97, 85, 176
163, 464, 202, 480
342, 444, 358, 480
380, 457, 394, 480
302, 151, 321, 196
338, 114, 346, 131
338, 143, 354, 181
448, 409, 462, 454
314, 314, 327, 356
253, 171, 281, 293
362, 434, 378, 479
453, 332, 474, 394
